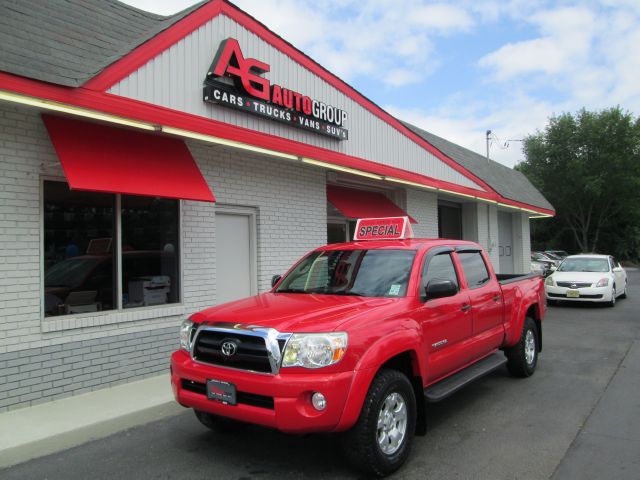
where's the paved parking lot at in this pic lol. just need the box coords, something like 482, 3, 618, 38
3, 270, 639, 479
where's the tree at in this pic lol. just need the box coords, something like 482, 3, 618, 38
517, 107, 640, 259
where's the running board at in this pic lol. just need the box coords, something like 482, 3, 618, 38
424, 353, 507, 403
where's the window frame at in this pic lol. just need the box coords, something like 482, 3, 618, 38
40, 177, 184, 322
419, 251, 460, 297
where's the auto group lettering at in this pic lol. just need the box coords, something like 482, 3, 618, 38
203, 38, 349, 140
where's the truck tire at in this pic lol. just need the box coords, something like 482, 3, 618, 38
505, 317, 538, 378
341, 369, 416, 477
193, 410, 245, 433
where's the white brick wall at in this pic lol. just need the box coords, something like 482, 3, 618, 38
512, 212, 531, 274
461, 203, 479, 243
466, 203, 501, 270
186, 141, 327, 303
0, 101, 534, 409
0, 103, 326, 409
405, 189, 438, 238
0, 103, 326, 350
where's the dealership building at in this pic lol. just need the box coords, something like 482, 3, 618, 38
0, 0, 553, 411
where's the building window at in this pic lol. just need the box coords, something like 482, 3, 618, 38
43, 181, 180, 317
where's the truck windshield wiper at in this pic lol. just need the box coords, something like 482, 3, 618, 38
276, 288, 307, 294
328, 291, 367, 297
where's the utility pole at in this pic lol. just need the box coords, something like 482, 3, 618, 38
486, 129, 491, 163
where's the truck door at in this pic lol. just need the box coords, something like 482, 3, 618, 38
454, 249, 504, 359
417, 249, 473, 382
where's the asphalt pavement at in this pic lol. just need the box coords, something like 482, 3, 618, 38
2, 270, 639, 479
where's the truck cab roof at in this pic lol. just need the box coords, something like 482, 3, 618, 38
316, 238, 482, 252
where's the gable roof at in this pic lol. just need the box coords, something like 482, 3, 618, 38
0, 0, 205, 87
403, 122, 553, 211
0, 0, 553, 214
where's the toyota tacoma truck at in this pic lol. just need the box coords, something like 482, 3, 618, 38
170, 217, 546, 477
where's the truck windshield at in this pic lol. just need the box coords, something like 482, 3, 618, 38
276, 249, 416, 297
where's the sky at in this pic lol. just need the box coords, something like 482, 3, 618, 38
123, 0, 640, 167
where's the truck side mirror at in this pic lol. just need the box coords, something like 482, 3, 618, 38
271, 274, 282, 288
424, 280, 458, 301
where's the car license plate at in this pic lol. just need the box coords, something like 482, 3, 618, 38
566, 289, 580, 298
206, 379, 237, 405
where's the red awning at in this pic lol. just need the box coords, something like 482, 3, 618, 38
42, 115, 215, 202
327, 185, 416, 223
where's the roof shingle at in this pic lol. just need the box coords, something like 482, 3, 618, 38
0, 0, 204, 87
402, 122, 553, 211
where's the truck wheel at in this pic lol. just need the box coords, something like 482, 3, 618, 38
505, 317, 538, 378
193, 410, 245, 432
341, 369, 416, 477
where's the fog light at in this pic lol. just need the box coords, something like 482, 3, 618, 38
311, 392, 327, 411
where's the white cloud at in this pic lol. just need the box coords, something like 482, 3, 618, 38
383, 68, 422, 87
386, 90, 557, 168
120, 0, 640, 170
479, 7, 595, 81
222, 0, 474, 86
121, 0, 197, 15
410, 4, 474, 32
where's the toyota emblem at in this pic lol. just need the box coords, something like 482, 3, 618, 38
571, 283, 577, 289
221, 341, 237, 357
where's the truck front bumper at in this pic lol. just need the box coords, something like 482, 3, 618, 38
170, 350, 354, 433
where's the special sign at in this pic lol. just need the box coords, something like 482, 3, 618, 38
203, 38, 349, 140
353, 217, 414, 241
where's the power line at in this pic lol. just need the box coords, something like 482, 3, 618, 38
486, 130, 524, 161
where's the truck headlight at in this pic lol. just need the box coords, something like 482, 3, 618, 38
180, 319, 195, 351
545, 276, 555, 286
596, 278, 609, 287
281, 333, 348, 369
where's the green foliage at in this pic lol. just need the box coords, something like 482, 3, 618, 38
516, 107, 640, 260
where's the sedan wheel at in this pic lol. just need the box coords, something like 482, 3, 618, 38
620, 283, 627, 299
608, 285, 616, 307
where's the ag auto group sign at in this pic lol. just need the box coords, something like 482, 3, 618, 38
203, 38, 349, 140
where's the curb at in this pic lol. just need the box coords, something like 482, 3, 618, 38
0, 375, 184, 470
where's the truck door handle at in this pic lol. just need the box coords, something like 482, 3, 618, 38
493, 295, 501, 302
461, 305, 472, 312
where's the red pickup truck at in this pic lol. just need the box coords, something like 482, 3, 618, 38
171, 218, 545, 477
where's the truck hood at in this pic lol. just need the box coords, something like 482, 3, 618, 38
191, 292, 404, 332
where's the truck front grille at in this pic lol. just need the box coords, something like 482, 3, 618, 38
193, 330, 272, 373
